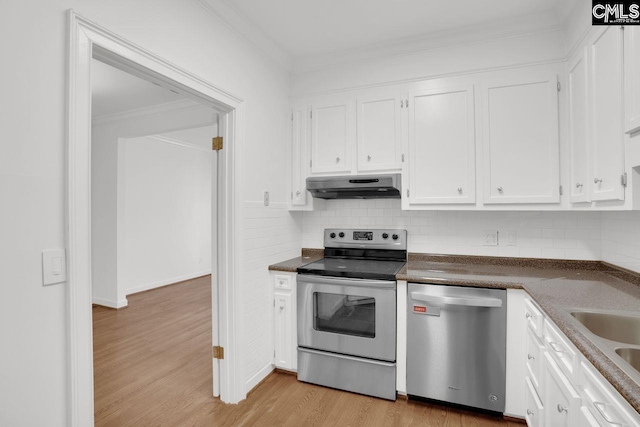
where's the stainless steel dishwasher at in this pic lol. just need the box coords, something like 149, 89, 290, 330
406, 283, 507, 413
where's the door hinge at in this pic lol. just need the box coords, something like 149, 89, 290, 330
557, 82, 561, 92
401, 154, 405, 162
406, 189, 410, 197
291, 113, 293, 121
290, 191, 293, 200
621, 172, 628, 187
212, 136, 223, 151
406, 99, 409, 108
559, 185, 563, 196
310, 111, 313, 119
213, 346, 224, 360
309, 159, 312, 167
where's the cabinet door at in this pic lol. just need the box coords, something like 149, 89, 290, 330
274, 291, 293, 370
310, 99, 353, 174
542, 352, 581, 427
291, 106, 309, 206
356, 94, 402, 172
408, 85, 476, 204
590, 26, 625, 201
482, 75, 560, 204
568, 48, 591, 203
625, 26, 640, 134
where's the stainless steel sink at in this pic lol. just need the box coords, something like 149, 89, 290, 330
616, 348, 640, 372
565, 309, 640, 386
570, 311, 640, 346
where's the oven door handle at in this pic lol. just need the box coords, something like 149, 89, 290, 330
410, 292, 503, 308
297, 275, 396, 289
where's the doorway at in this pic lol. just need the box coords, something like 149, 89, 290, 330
67, 11, 244, 426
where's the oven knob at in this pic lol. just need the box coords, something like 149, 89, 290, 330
330, 232, 336, 238
392, 234, 399, 240
339, 232, 345, 238
382, 233, 389, 239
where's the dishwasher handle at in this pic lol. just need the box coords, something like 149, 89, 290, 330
410, 292, 503, 308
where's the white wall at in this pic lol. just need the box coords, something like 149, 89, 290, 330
0, 1, 296, 425
119, 133, 212, 296
92, 103, 215, 308
302, 200, 602, 260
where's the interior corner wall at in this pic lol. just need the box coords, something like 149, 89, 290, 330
91, 105, 215, 308
0, 1, 295, 424
119, 134, 212, 296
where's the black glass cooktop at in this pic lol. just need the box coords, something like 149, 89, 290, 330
297, 257, 405, 281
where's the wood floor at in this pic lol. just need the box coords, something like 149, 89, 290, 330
93, 275, 523, 426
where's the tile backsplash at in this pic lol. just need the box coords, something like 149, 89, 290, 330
602, 211, 640, 273
301, 200, 602, 261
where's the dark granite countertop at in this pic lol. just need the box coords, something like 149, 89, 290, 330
268, 251, 640, 413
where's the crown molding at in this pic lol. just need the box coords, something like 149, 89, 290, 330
292, 11, 567, 76
92, 99, 206, 126
194, 0, 293, 73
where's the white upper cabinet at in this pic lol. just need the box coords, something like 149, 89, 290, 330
407, 85, 476, 204
625, 26, 640, 134
310, 98, 354, 175
291, 105, 309, 206
589, 26, 625, 202
356, 94, 402, 172
568, 48, 591, 203
481, 75, 560, 204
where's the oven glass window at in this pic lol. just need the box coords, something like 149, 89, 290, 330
313, 292, 375, 338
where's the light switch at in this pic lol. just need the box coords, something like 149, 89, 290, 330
43, 249, 66, 286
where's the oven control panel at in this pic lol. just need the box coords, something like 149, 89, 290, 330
324, 229, 407, 250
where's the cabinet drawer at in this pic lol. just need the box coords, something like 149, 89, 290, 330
274, 274, 292, 290
525, 376, 544, 427
543, 318, 577, 380
580, 361, 640, 427
525, 298, 544, 338
526, 324, 544, 390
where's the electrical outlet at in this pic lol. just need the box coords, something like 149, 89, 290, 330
506, 230, 517, 246
484, 230, 498, 246
264, 191, 269, 206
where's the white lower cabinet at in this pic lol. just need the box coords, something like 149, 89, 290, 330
523, 296, 640, 427
272, 272, 297, 371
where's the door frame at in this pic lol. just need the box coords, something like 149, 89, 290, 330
66, 10, 245, 426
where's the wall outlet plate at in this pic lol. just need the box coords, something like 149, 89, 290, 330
484, 230, 499, 246
506, 230, 517, 246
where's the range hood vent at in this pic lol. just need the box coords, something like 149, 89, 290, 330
306, 174, 401, 199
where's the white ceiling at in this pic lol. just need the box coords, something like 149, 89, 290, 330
91, 59, 187, 118
218, 0, 578, 59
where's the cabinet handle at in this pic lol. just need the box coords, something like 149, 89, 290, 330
336, 157, 340, 163
367, 155, 371, 162
525, 312, 531, 319
594, 401, 621, 425
526, 409, 534, 416
576, 183, 583, 188
557, 404, 568, 413
497, 186, 503, 193
527, 354, 535, 360
549, 341, 564, 353
594, 178, 603, 184
457, 187, 462, 194
295, 190, 301, 196
279, 304, 285, 311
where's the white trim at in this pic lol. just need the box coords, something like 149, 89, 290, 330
245, 363, 275, 393
193, 0, 292, 72
67, 10, 245, 426
125, 270, 212, 295
144, 134, 212, 153
92, 297, 128, 309
92, 99, 204, 126
244, 200, 288, 209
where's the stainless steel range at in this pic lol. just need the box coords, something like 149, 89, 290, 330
296, 228, 407, 400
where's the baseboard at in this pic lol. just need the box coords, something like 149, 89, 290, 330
125, 270, 211, 296
92, 296, 128, 309
246, 363, 275, 394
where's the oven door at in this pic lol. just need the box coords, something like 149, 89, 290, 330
297, 275, 396, 362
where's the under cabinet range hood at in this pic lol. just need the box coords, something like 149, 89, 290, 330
306, 174, 401, 199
